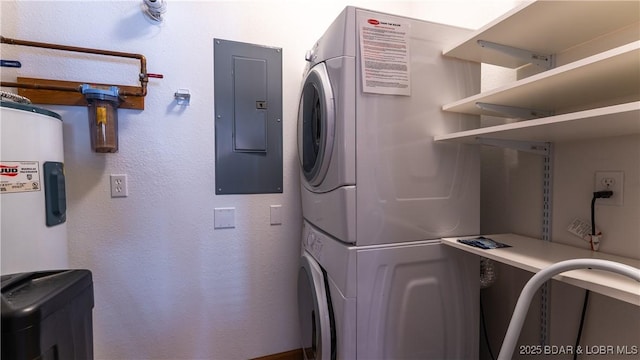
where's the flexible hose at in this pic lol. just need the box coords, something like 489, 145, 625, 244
0, 90, 31, 104
498, 259, 640, 360
480, 257, 497, 289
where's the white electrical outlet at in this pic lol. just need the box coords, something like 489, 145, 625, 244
594, 171, 623, 206
110, 174, 128, 198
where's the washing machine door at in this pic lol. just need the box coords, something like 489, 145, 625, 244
297, 62, 335, 188
298, 252, 334, 360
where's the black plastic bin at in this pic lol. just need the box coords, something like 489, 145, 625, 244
1, 269, 94, 360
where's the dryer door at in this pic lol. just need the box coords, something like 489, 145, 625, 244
298, 252, 334, 360
297, 62, 335, 187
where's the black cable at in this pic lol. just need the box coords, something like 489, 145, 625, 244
573, 290, 590, 360
591, 195, 597, 236
573, 191, 612, 359
591, 190, 612, 236
480, 294, 496, 360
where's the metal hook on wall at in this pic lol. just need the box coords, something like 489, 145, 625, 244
174, 89, 190, 106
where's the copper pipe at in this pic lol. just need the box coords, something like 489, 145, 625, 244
0, 81, 81, 93
0, 35, 160, 97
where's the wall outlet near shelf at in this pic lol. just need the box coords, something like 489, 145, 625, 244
594, 171, 623, 206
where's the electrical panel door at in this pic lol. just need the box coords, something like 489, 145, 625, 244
214, 38, 283, 194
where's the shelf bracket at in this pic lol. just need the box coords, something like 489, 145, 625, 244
477, 137, 554, 345
476, 102, 553, 120
476, 138, 551, 156
477, 40, 555, 70
541, 143, 553, 242
540, 142, 554, 346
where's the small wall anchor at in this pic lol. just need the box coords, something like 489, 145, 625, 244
174, 89, 190, 105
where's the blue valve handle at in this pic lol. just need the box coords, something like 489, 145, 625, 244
0, 60, 22, 68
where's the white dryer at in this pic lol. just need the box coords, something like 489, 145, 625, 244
298, 220, 479, 360
298, 7, 480, 245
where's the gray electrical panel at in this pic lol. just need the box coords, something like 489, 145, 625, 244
214, 39, 283, 194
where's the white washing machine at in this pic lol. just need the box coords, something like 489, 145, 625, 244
298, 220, 479, 360
298, 7, 480, 245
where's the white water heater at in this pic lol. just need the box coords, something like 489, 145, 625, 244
1, 100, 68, 275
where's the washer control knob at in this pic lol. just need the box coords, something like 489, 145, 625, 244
305, 50, 315, 62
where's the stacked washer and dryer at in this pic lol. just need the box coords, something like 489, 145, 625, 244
297, 7, 481, 360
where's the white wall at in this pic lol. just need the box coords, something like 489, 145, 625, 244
1, 1, 520, 359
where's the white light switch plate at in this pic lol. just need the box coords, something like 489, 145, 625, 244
270, 205, 282, 225
214, 207, 235, 229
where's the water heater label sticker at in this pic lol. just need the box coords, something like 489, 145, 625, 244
0, 161, 41, 194
359, 15, 411, 96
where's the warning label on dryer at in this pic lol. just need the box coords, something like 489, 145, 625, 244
0, 161, 41, 194
359, 16, 411, 96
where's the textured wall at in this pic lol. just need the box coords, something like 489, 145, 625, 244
1, 1, 519, 359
